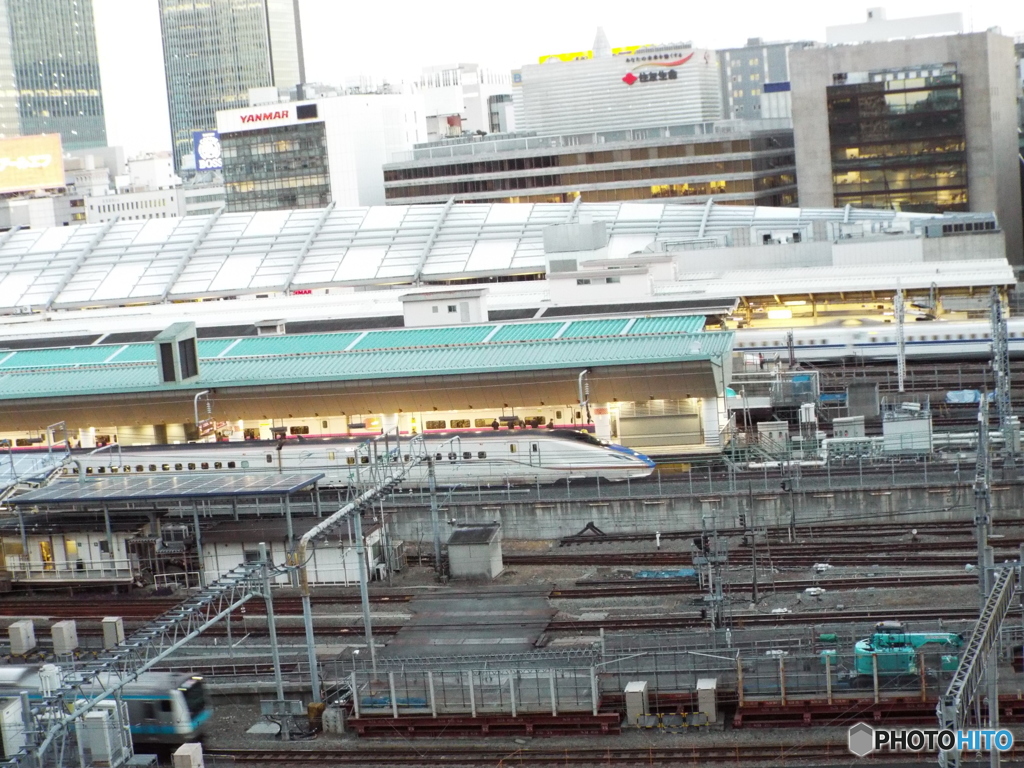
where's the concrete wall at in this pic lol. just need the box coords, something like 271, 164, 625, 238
790, 32, 1023, 266
386, 482, 1024, 541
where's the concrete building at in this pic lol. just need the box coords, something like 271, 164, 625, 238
791, 27, 1023, 265
420, 63, 512, 139
217, 94, 427, 210
716, 38, 815, 120
0, 0, 106, 150
488, 94, 515, 134
384, 122, 795, 206
513, 35, 722, 136
158, 0, 305, 170
447, 524, 503, 580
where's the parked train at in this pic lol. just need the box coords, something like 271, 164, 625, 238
66, 430, 657, 486
0, 667, 209, 745
734, 318, 1024, 362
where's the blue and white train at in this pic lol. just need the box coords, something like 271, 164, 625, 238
68, 430, 657, 486
734, 318, 1024, 362
0, 667, 209, 746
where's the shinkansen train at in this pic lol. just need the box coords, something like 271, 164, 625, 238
0, 667, 209, 745
734, 318, 1024, 362
66, 430, 657, 486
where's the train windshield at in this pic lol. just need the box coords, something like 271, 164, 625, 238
180, 678, 206, 717
549, 429, 606, 447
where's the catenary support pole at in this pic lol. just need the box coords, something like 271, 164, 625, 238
260, 542, 285, 701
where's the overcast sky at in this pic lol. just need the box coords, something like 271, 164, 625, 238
93, 0, 1024, 159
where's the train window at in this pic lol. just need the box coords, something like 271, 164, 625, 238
175, 463, 183, 471
970, 334, 977, 339
931, 335, 938, 341
98, 467, 105, 474
426, 420, 446, 430
474, 418, 491, 427
327, 452, 335, 461
86, 467, 93, 474
290, 426, 309, 435
188, 463, 196, 470
148, 465, 156, 472
322, 420, 329, 429
143, 703, 156, 720
214, 462, 222, 469
360, 456, 369, 464
403, 455, 411, 462
435, 453, 443, 461
509, 445, 517, 453
556, 411, 562, 419
944, 335, 951, 340
820, 340, 826, 345
760, 341, 767, 347
958, 335, 964, 340
201, 462, 208, 469
162, 464, 170, 471
136, 465, 144, 472
266, 454, 273, 463
478, 451, 487, 459
447, 452, 457, 461
450, 419, 470, 428
109, 466, 117, 473
160, 700, 172, 713
463, 452, 472, 460
121, 466, 129, 473
227, 461, 236, 468
346, 457, 355, 465
531, 443, 538, 452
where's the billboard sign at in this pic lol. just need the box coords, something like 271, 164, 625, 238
192, 130, 222, 171
0, 134, 64, 195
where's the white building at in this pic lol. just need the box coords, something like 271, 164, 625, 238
216, 93, 427, 209
420, 63, 512, 138
513, 32, 722, 135
128, 152, 179, 191
85, 188, 182, 223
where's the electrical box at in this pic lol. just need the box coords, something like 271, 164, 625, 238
697, 678, 718, 723
624, 681, 649, 726
8, 621, 35, 656
172, 742, 205, 768
833, 415, 865, 439
84, 709, 114, 765
51, 620, 78, 656
102, 617, 125, 650
0, 698, 24, 758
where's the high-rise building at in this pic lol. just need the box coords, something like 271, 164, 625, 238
158, 0, 304, 170
716, 38, 815, 121
0, 0, 107, 150
512, 32, 723, 136
791, 18, 1022, 265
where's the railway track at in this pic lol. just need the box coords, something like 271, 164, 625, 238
202, 743, 946, 765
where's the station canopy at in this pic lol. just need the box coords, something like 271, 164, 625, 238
7, 473, 326, 506
0, 201, 940, 313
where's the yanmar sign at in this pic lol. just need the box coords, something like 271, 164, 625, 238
240, 109, 290, 124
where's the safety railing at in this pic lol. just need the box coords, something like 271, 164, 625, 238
4, 557, 136, 581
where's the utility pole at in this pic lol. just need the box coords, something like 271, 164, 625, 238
427, 457, 442, 575
895, 285, 906, 394
990, 287, 1014, 471
748, 482, 759, 603
975, 399, 993, 600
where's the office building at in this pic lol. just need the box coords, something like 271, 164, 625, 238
791, 24, 1022, 265
420, 63, 512, 139
512, 35, 722, 136
0, 0, 106, 150
716, 38, 814, 120
158, 0, 304, 170
383, 122, 795, 206
217, 93, 426, 211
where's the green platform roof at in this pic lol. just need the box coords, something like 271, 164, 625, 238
0, 314, 725, 401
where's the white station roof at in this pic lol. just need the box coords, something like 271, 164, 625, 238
0, 201, 941, 313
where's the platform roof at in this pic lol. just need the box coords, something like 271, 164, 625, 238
7, 473, 325, 506
0, 201, 939, 313
0, 314, 729, 402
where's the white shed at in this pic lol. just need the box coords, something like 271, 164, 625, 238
202, 517, 383, 586
447, 524, 502, 580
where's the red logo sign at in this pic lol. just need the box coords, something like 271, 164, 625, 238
622, 52, 695, 85
240, 109, 290, 124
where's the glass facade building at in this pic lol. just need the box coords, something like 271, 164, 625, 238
826, 65, 967, 213
158, 0, 303, 170
221, 121, 330, 211
0, 0, 106, 150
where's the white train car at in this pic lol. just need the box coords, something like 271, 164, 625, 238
67, 430, 656, 486
734, 318, 1024, 363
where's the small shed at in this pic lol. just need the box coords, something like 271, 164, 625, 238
447, 524, 502, 579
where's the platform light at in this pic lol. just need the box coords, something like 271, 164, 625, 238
767, 309, 793, 320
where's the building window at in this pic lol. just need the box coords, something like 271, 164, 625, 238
447, 305, 457, 313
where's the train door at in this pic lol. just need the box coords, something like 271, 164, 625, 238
39, 540, 54, 571
527, 440, 540, 467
